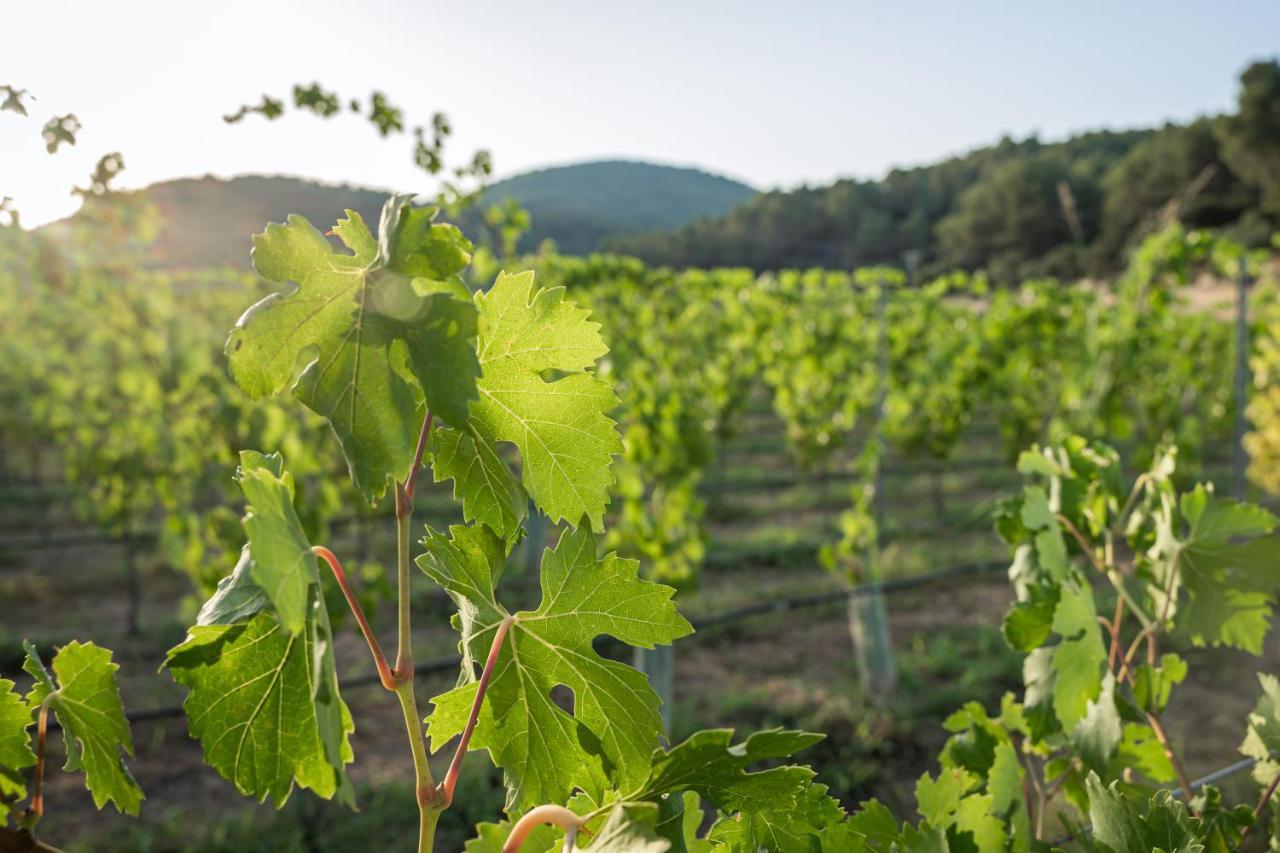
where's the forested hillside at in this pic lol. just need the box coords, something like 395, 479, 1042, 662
42, 161, 755, 269
472, 159, 756, 254
612, 60, 1280, 280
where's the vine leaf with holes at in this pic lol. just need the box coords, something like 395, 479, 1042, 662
1151, 487, 1280, 654
421, 523, 690, 811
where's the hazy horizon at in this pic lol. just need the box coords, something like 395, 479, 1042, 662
3, 0, 1279, 226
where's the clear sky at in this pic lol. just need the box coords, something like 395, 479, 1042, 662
3, 0, 1279, 225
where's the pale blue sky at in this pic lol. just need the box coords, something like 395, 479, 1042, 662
3, 0, 1278, 225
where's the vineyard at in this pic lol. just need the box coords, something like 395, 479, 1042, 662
3, 183, 1280, 851
4, 54, 1280, 851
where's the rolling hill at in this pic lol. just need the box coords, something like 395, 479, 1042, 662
476, 160, 756, 254
49, 161, 756, 269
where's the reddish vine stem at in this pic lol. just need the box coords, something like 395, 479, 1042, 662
1057, 514, 1106, 574
1144, 711, 1195, 804
394, 410, 434, 681
502, 805, 581, 853
439, 616, 515, 806
312, 545, 396, 690
30, 698, 51, 824
1106, 595, 1125, 672
403, 411, 435, 506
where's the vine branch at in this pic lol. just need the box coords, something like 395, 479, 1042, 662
29, 694, 54, 826
404, 410, 434, 507
392, 409, 444, 852
1144, 711, 1196, 804
1241, 769, 1280, 844
439, 616, 515, 806
312, 545, 395, 690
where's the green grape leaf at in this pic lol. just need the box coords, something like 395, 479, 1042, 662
439, 270, 621, 535
987, 741, 1025, 819
0, 678, 34, 825
705, 780, 843, 853
1173, 492, 1280, 654
21, 642, 142, 815
1241, 672, 1280, 787
1086, 773, 1205, 853
227, 196, 478, 501
655, 790, 711, 853
1190, 785, 1252, 853
237, 451, 316, 634
952, 793, 1005, 853
166, 551, 354, 808
197, 547, 271, 626
1002, 584, 1059, 651
1133, 654, 1188, 714
1072, 672, 1123, 770
1114, 723, 1175, 785
630, 728, 823, 814
591, 802, 671, 853
847, 799, 903, 847
1050, 580, 1106, 729
0, 679, 33, 775
428, 425, 527, 541
1020, 487, 1054, 529
1035, 527, 1069, 578
915, 767, 976, 827
1022, 642, 1059, 740
422, 524, 690, 810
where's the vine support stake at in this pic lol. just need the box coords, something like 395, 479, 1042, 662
1233, 255, 1252, 501
632, 643, 674, 737
848, 272, 897, 703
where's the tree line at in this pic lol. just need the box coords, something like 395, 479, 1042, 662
610, 60, 1280, 282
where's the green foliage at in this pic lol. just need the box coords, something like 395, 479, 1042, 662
422, 524, 690, 810
1086, 773, 1204, 853
166, 449, 354, 808
222, 85, 492, 213
72, 152, 126, 198
1241, 673, 1280, 788
1219, 61, 1280, 221
22, 641, 142, 816
40, 113, 80, 153
441, 270, 621, 533
227, 196, 479, 501
0, 85, 31, 116
7, 118, 1280, 850
0, 679, 35, 825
